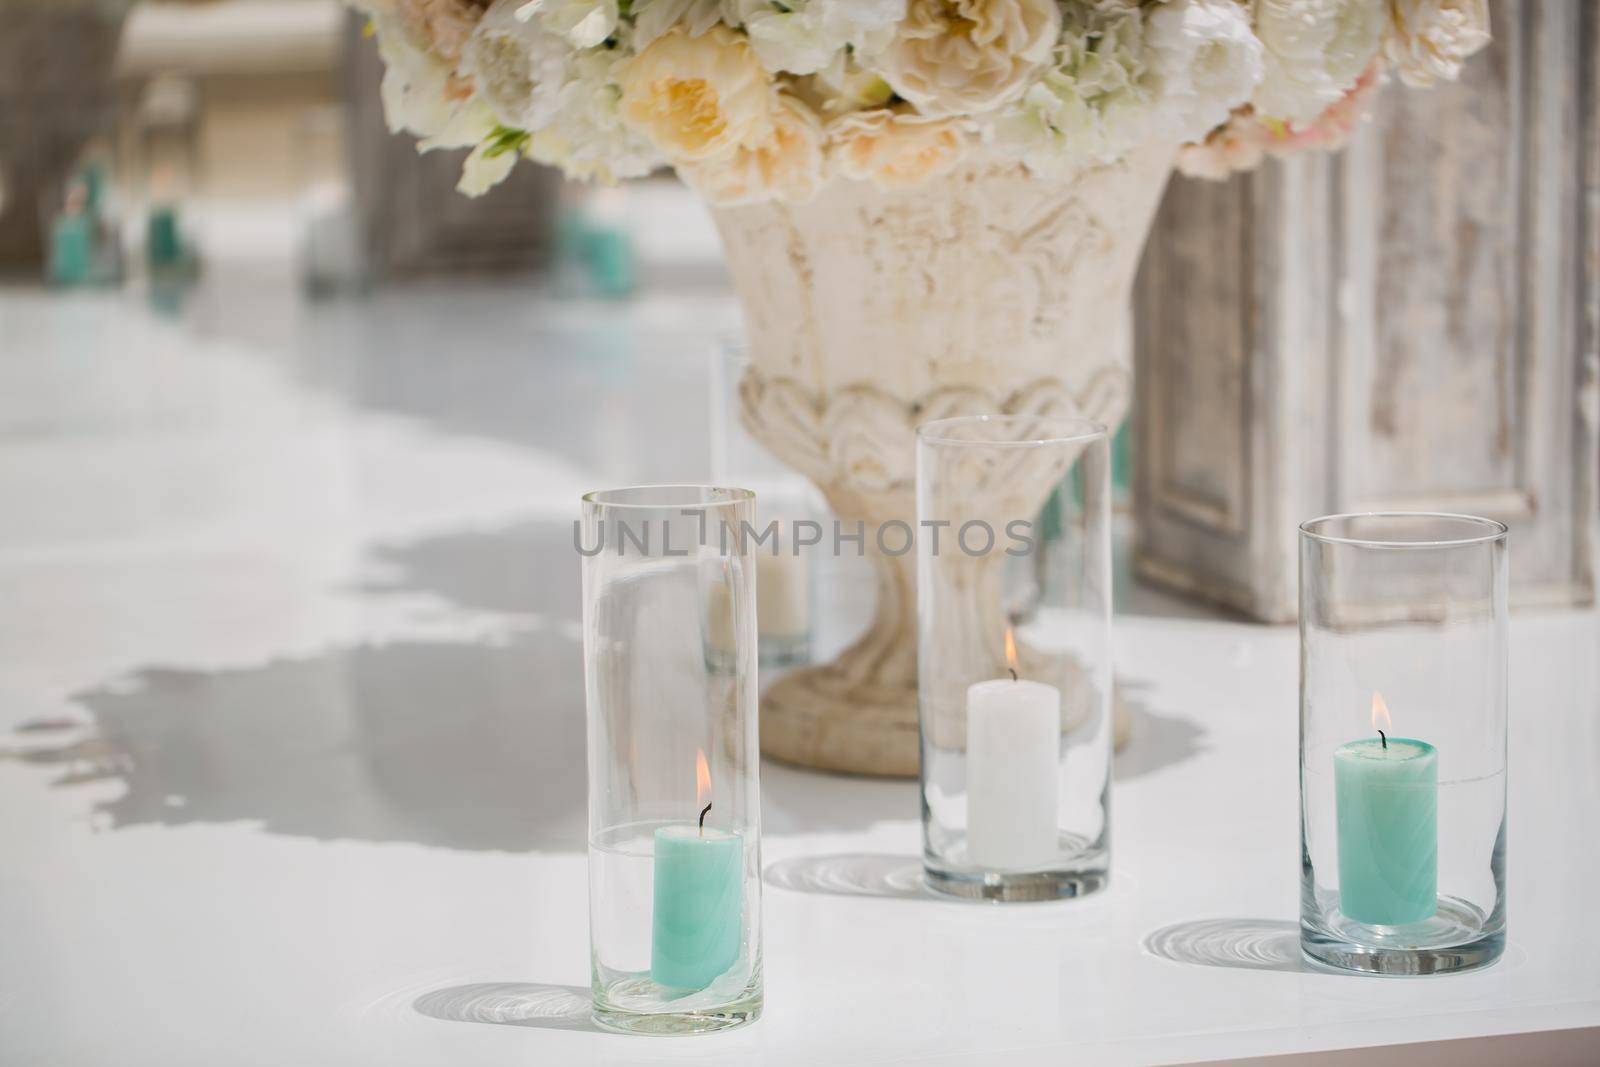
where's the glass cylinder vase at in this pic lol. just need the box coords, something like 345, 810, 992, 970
915, 416, 1112, 901
1299, 513, 1508, 975
580, 486, 763, 1032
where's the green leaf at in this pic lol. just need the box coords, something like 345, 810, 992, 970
482, 125, 531, 160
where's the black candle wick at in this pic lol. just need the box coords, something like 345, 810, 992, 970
1008, 667, 1018, 682
1378, 729, 1387, 750
699, 801, 712, 831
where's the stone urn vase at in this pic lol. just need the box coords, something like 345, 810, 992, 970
710, 143, 1174, 777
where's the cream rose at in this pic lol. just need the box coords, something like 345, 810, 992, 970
1175, 111, 1269, 179
618, 25, 775, 163
1383, 0, 1490, 88
876, 0, 1062, 117
829, 108, 968, 190
684, 93, 827, 205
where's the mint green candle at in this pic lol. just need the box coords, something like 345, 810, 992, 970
1334, 736, 1438, 925
651, 825, 742, 990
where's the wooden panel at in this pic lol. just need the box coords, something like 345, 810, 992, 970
1333, 0, 1590, 602
1139, 174, 1256, 537
1334, 5, 1523, 510
0, 11, 123, 272
1135, 0, 1598, 618
341, 13, 558, 278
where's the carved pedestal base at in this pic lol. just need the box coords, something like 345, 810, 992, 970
714, 147, 1174, 777
761, 664, 919, 777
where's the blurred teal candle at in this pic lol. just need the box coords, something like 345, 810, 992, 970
651, 824, 742, 990
49, 214, 94, 286
1334, 726, 1438, 926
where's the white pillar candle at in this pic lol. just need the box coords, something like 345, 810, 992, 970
966, 677, 1062, 870
756, 550, 809, 640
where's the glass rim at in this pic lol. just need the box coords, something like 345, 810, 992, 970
581, 484, 756, 511
916, 414, 1107, 447
1298, 511, 1508, 549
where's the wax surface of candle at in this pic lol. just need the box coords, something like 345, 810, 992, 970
966, 678, 1061, 869
650, 826, 742, 990
756, 551, 809, 640
1334, 737, 1438, 926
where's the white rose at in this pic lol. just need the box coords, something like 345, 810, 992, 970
684, 93, 827, 204
877, 0, 1062, 117
461, 0, 573, 131
1252, 0, 1387, 125
1146, 0, 1264, 143
729, 0, 906, 76
618, 25, 775, 163
514, 0, 619, 49
1383, 0, 1490, 88
370, 12, 489, 147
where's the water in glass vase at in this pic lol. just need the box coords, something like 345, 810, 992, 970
1301, 765, 1506, 974
587, 827, 762, 1034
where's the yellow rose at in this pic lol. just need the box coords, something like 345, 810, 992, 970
685, 94, 827, 205
828, 108, 969, 190
618, 25, 775, 163
878, 0, 1061, 117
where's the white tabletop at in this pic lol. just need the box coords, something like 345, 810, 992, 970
2, 273, 1596, 1066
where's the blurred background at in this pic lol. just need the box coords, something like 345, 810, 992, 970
6, 2, 1593, 615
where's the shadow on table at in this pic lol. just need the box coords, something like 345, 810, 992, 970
412, 982, 598, 1032
1112, 679, 1207, 783
764, 853, 929, 900
1143, 917, 1312, 973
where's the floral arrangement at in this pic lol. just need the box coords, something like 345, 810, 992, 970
352, 0, 1490, 201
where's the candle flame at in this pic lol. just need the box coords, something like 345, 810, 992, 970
1004, 627, 1018, 673
695, 748, 711, 806
1371, 691, 1392, 734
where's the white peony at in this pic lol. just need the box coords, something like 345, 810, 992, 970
629, 0, 727, 48
1252, 0, 1387, 125
514, 0, 618, 49
460, 0, 573, 131
1384, 0, 1490, 88
989, 2, 1162, 175
728, 0, 905, 76
877, 0, 1061, 117
1146, 0, 1264, 143
457, 136, 522, 194
529, 50, 665, 181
